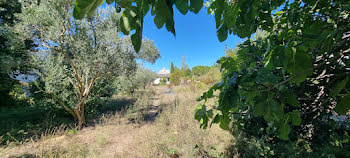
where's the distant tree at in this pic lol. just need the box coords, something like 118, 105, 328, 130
181, 56, 188, 71
170, 62, 175, 74
114, 65, 157, 94
191, 66, 211, 76
170, 68, 182, 86
180, 56, 191, 77
174, 66, 180, 73
124, 38, 160, 64
17, 0, 159, 127
134, 67, 157, 89
184, 68, 191, 77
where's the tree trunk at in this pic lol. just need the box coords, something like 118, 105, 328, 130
74, 101, 86, 128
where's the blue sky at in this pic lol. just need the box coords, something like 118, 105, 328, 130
140, 8, 242, 72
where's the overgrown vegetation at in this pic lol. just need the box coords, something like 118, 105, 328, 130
170, 68, 182, 86
0, 0, 159, 146
0, 0, 34, 106
1, 0, 350, 157
15, 0, 160, 127
115, 65, 157, 95
195, 2, 350, 157
74, 0, 350, 156
1, 86, 232, 158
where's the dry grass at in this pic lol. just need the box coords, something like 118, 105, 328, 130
0, 85, 232, 158
130, 85, 231, 158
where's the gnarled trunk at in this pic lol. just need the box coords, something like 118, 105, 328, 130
74, 103, 85, 128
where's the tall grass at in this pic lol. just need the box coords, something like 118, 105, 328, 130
1, 85, 232, 158
130, 85, 232, 157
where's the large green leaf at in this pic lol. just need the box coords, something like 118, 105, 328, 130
165, 17, 176, 35
253, 95, 284, 122
189, 0, 203, 14
290, 110, 301, 126
73, 0, 104, 19
291, 52, 313, 85
120, 14, 131, 35
286, 92, 301, 107
330, 78, 349, 98
195, 104, 212, 129
131, 30, 142, 52
175, 0, 189, 15
217, 24, 228, 42
154, 14, 166, 29
335, 95, 350, 115
253, 101, 265, 117
210, 114, 220, 127
278, 123, 291, 140
219, 114, 230, 130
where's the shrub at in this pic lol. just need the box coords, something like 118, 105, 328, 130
170, 69, 182, 86
191, 66, 211, 76
115, 66, 157, 95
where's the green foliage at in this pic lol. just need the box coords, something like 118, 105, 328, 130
0, 0, 34, 106
72, 0, 350, 155
16, 1, 158, 126
170, 62, 175, 73
335, 95, 350, 115
133, 38, 161, 64
73, 0, 205, 52
192, 66, 211, 76
184, 68, 191, 77
170, 68, 182, 86
180, 56, 191, 77
225, 129, 350, 158
192, 65, 221, 85
0, 104, 73, 145
74, 0, 178, 52
115, 65, 157, 94
195, 0, 350, 145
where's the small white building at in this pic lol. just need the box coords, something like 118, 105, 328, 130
154, 68, 170, 85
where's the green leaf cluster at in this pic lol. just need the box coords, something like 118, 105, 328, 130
195, 0, 350, 143
16, 1, 160, 125
73, 0, 206, 52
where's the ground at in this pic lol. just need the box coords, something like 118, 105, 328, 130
0, 85, 231, 158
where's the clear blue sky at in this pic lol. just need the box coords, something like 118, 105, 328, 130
140, 8, 242, 72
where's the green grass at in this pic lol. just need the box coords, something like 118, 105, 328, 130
0, 93, 141, 146
0, 105, 73, 145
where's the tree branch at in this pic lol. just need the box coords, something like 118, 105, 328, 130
49, 92, 76, 119
243, 45, 349, 92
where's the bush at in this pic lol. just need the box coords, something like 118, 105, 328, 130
170, 69, 182, 86
224, 128, 350, 158
191, 66, 211, 76
195, 65, 221, 85
115, 66, 157, 95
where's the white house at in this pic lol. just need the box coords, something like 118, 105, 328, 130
154, 68, 170, 85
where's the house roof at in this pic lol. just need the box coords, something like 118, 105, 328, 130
159, 68, 170, 75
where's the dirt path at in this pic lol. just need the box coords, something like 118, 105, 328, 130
98, 86, 175, 157
0, 86, 176, 158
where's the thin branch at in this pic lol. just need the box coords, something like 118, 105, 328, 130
243, 44, 349, 92
83, 72, 99, 97
64, 53, 84, 95
49, 92, 76, 119
90, 19, 98, 50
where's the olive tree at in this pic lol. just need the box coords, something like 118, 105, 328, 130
16, 0, 159, 127
115, 65, 157, 95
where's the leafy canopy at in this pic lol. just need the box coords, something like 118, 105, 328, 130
73, 0, 350, 141
17, 0, 160, 126
195, 1, 350, 141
